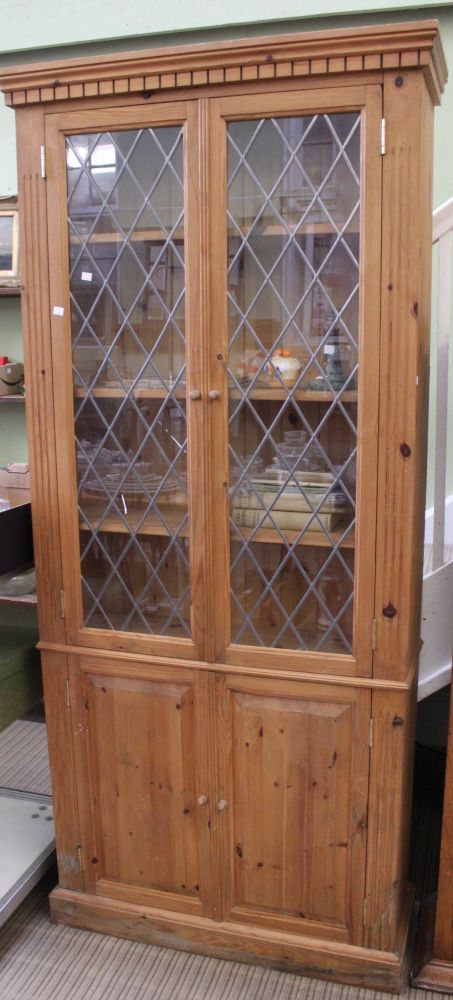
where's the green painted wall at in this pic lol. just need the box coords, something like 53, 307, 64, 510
0, 1, 452, 501
0, 0, 452, 53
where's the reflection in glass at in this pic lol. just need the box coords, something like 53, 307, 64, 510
66, 126, 190, 636
0, 210, 18, 277
228, 114, 360, 652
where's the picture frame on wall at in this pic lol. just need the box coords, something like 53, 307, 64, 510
0, 196, 19, 293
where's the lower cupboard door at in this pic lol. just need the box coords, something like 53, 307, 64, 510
75, 658, 210, 917
219, 675, 371, 945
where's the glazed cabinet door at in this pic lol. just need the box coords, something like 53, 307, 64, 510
45, 101, 206, 660
70, 656, 215, 916
205, 86, 382, 677
212, 673, 371, 944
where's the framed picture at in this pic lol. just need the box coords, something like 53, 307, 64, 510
0, 197, 19, 290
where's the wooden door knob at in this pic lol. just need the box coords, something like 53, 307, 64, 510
217, 799, 228, 811
197, 794, 208, 806
189, 389, 201, 400
208, 390, 220, 400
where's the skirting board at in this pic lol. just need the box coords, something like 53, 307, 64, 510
412, 959, 453, 993
49, 885, 413, 994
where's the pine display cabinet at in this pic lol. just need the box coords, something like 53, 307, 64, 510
0, 20, 447, 991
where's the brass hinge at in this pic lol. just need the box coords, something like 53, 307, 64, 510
60, 589, 65, 618
371, 618, 377, 651
76, 844, 83, 872
65, 677, 70, 709
380, 118, 386, 155
363, 897, 368, 926
40, 145, 46, 178
369, 717, 374, 749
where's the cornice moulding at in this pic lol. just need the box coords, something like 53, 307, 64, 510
0, 19, 447, 108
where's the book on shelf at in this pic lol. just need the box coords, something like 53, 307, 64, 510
232, 487, 344, 513
231, 506, 345, 532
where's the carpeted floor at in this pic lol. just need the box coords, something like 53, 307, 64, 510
0, 869, 449, 1000
0, 718, 51, 796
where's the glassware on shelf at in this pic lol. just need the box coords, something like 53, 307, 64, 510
309, 326, 355, 392
316, 566, 347, 639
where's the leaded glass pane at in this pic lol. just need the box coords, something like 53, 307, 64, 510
228, 114, 360, 653
67, 126, 190, 636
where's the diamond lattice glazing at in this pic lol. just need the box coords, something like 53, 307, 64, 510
66, 126, 191, 636
227, 114, 360, 652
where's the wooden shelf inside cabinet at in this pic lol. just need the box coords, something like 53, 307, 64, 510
229, 387, 358, 403
0, 287, 21, 298
73, 386, 187, 401
234, 524, 355, 548
0, 395, 25, 404
73, 386, 358, 403
69, 227, 184, 245
69, 220, 358, 247
79, 504, 353, 548
238, 222, 360, 238
79, 503, 189, 538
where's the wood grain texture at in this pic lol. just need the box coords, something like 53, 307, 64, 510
413, 958, 453, 993
198, 98, 230, 663
15, 108, 66, 644
0, 20, 446, 108
39, 639, 416, 691
364, 682, 417, 953
185, 102, 208, 660
352, 84, 382, 675
374, 73, 435, 683
40, 650, 83, 890
49, 886, 408, 992
3, 72, 387, 124
222, 674, 370, 945
84, 673, 201, 897
44, 111, 84, 642
69, 653, 215, 914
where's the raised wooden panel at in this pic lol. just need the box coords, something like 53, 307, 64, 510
223, 676, 370, 943
80, 664, 202, 905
